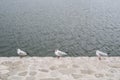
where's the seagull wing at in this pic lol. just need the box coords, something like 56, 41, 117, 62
96, 50, 108, 56
17, 49, 27, 56
58, 50, 67, 56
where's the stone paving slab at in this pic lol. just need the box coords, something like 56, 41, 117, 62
0, 57, 120, 80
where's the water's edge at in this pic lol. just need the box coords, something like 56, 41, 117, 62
0, 57, 120, 80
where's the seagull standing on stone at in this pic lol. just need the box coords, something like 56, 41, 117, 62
55, 49, 67, 59
17, 48, 28, 58
96, 50, 110, 60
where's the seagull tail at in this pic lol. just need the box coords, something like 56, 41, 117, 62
107, 53, 110, 55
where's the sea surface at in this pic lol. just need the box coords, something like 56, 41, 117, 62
0, 0, 120, 56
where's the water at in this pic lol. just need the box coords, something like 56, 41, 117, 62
0, 0, 120, 56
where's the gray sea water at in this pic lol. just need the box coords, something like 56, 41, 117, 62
0, 0, 120, 56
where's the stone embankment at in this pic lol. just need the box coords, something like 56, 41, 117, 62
0, 57, 120, 80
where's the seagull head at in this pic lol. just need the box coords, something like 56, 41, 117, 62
17, 48, 20, 51
55, 49, 58, 52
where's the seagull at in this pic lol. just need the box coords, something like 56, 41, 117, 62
55, 49, 67, 59
96, 50, 110, 60
17, 48, 28, 58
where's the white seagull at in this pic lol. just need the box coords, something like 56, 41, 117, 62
96, 50, 110, 60
55, 49, 67, 59
17, 48, 28, 57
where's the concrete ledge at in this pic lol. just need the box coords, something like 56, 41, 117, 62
0, 57, 120, 80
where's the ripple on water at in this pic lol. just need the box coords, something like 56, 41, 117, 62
0, 0, 120, 56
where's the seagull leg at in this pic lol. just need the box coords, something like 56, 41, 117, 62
20, 56, 23, 58
98, 56, 101, 60
20, 55, 24, 58
57, 56, 60, 59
